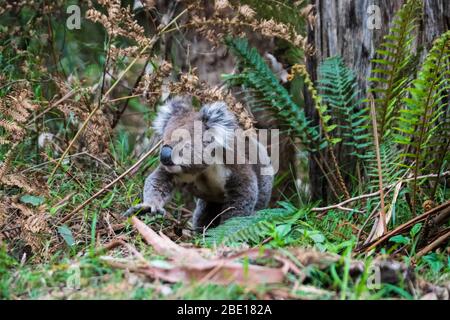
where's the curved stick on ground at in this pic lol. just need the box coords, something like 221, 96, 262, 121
355, 201, 450, 253
415, 230, 450, 260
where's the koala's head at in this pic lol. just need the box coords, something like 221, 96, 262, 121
153, 96, 238, 174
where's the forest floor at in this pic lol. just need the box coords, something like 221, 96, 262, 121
2, 154, 449, 300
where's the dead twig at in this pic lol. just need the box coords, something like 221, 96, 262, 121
111, 57, 151, 128
48, 42, 154, 180
56, 140, 161, 225
369, 93, 386, 234
420, 204, 450, 246
97, 238, 147, 262
26, 88, 79, 127
357, 169, 412, 246
355, 201, 450, 253
202, 206, 235, 242
311, 171, 450, 213
366, 180, 403, 244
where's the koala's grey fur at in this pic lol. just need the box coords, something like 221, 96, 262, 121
124, 97, 273, 232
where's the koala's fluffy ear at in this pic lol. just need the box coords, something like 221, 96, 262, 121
200, 101, 238, 148
153, 97, 192, 136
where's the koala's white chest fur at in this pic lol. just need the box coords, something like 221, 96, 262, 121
175, 164, 231, 201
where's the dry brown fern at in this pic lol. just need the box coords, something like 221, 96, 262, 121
0, 197, 51, 259
133, 60, 173, 106
86, 0, 151, 47
0, 119, 25, 141
183, 0, 307, 50
52, 78, 114, 158
82, 109, 113, 158
0, 85, 39, 185
2, 173, 47, 195
169, 69, 255, 130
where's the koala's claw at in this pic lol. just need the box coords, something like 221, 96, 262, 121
123, 203, 165, 217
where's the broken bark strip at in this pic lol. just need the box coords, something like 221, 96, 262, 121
101, 230, 449, 298
128, 217, 286, 285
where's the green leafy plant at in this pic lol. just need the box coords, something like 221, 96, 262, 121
224, 37, 323, 151
365, 139, 404, 190
369, 0, 422, 142
204, 204, 303, 246
389, 223, 422, 255
318, 56, 370, 160
395, 30, 450, 209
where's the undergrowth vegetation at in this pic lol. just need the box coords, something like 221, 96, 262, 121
0, 0, 449, 300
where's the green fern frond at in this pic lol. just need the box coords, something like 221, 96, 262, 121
364, 140, 406, 213
224, 37, 324, 152
395, 30, 450, 203
204, 206, 301, 246
369, 0, 422, 142
424, 110, 450, 177
429, 116, 450, 199
318, 56, 370, 159
295, 64, 340, 144
365, 140, 404, 189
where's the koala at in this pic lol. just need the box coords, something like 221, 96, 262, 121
124, 97, 273, 232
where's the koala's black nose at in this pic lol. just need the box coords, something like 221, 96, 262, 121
160, 145, 174, 166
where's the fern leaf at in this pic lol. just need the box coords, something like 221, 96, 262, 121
318, 56, 369, 160
225, 37, 323, 152
369, 0, 422, 141
395, 30, 450, 203
0, 119, 25, 139
364, 140, 406, 214
204, 206, 300, 246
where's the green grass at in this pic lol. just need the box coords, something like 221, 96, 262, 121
1, 131, 448, 300
0, 1, 448, 301
1, 149, 448, 300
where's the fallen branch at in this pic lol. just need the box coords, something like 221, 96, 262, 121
100, 220, 448, 298
355, 201, 450, 253
128, 217, 286, 285
421, 205, 450, 244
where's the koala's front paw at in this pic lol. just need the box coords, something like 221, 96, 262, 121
123, 203, 166, 217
